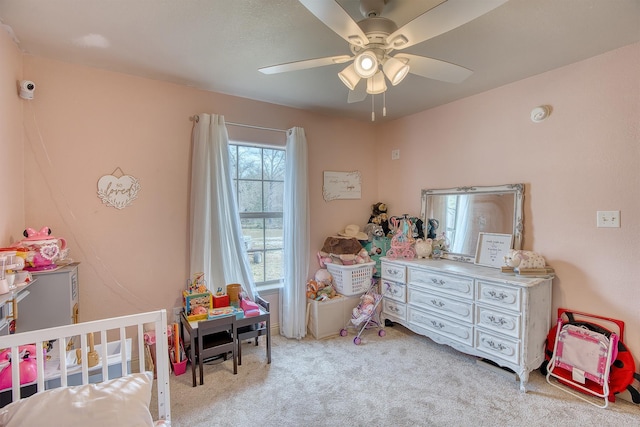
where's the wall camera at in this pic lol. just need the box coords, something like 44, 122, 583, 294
19, 80, 36, 100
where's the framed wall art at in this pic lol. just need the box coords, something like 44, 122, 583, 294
474, 232, 513, 268
322, 171, 361, 201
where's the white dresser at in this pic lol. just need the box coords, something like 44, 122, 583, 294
380, 257, 552, 391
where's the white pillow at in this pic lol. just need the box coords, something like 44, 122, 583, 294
0, 372, 154, 427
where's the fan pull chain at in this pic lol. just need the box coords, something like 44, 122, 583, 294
383, 92, 387, 117
371, 94, 375, 121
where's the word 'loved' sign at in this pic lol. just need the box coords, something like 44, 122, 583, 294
97, 172, 141, 210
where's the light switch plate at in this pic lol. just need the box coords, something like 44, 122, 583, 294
597, 210, 620, 228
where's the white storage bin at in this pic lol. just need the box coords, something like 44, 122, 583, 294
326, 262, 375, 296
307, 295, 360, 339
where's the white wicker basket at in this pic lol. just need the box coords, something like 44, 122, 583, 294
326, 261, 375, 296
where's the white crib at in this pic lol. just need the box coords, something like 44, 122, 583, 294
0, 309, 171, 426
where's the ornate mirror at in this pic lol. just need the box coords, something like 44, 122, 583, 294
420, 184, 524, 263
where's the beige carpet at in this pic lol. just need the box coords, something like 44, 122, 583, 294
153, 324, 639, 427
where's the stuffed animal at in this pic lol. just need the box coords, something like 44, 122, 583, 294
505, 250, 546, 270
355, 248, 372, 264
414, 238, 433, 259
315, 283, 336, 301
313, 269, 337, 300
316, 251, 333, 268
431, 234, 448, 259
315, 269, 333, 285
321, 236, 363, 255
363, 223, 384, 241
368, 202, 390, 236
306, 279, 319, 300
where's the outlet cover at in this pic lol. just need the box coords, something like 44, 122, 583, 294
597, 210, 620, 228
391, 149, 400, 160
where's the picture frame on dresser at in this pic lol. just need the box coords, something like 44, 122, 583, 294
474, 232, 513, 268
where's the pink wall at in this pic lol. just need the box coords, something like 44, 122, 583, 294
0, 27, 24, 242
16, 54, 376, 325
378, 43, 640, 355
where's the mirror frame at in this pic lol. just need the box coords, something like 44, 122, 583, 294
420, 183, 524, 263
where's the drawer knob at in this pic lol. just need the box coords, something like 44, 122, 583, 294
485, 339, 507, 351
430, 299, 445, 308
487, 315, 507, 326
486, 290, 509, 301
430, 320, 445, 329
431, 278, 446, 286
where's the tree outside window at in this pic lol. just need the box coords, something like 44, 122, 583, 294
229, 144, 285, 288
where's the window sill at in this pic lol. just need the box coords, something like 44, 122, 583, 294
256, 282, 283, 294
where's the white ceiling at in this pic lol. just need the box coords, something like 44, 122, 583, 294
1, 0, 639, 121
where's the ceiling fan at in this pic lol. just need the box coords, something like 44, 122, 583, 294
259, 0, 508, 113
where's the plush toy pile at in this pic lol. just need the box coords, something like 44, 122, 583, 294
306, 269, 338, 301
316, 225, 373, 268
368, 202, 390, 236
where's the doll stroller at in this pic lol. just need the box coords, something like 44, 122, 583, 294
339, 280, 386, 345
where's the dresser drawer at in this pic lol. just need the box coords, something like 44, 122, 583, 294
381, 262, 406, 283
476, 305, 521, 339
408, 288, 473, 323
475, 329, 520, 365
476, 281, 521, 311
408, 268, 474, 300
381, 279, 406, 303
408, 307, 473, 346
382, 299, 406, 322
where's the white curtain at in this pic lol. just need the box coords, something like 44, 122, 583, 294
280, 127, 310, 339
189, 114, 257, 299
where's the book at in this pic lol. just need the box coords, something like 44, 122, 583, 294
517, 267, 555, 276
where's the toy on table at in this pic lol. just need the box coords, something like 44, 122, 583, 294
187, 272, 207, 294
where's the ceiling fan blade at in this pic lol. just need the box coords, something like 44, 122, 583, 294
259, 55, 351, 74
396, 54, 472, 83
347, 80, 367, 103
299, 0, 368, 46
387, 0, 508, 50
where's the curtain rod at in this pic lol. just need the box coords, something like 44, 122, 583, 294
227, 121, 287, 133
191, 115, 286, 133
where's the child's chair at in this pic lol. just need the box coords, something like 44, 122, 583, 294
546, 317, 618, 408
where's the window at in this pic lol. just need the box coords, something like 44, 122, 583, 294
229, 143, 285, 289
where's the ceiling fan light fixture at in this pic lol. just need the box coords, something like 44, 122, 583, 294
354, 50, 379, 78
383, 56, 410, 86
366, 71, 387, 95
338, 64, 361, 90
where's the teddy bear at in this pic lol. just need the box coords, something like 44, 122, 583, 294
368, 202, 390, 236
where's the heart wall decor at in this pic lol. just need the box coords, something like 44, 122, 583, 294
97, 167, 141, 210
